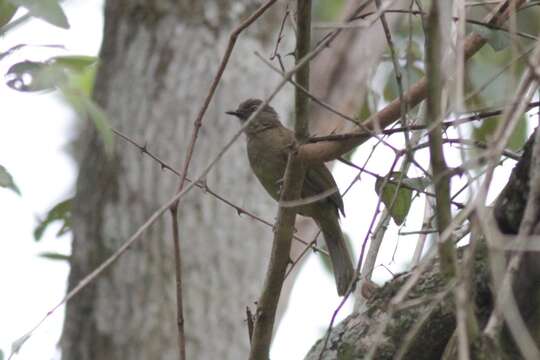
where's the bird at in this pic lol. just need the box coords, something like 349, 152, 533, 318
226, 98, 355, 296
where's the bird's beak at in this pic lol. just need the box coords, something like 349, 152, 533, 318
225, 110, 239, 117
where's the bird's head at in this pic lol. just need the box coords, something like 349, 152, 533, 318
226, 98, 278, 122
226, 98, 282, 135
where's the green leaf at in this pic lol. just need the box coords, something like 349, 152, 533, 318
472, 114, 527, 152
375, 172, 413, 225
61, 90, 113, 155
0, 0, 17, 27
401, 176, 430, 192
468, 23, 511, 52
7, 0, 69, 29
406, 40, 423, 63
49, 55, 97, 72
0, 348, 4, 360
5, 60, 68, 92
81, 96, 114, 155
66, 61, 97, 96
314, 0, 345, 21
9, 56, 110, 156
34, 198, 72, 241
0, 164, 20, 195
38, 251, 70, 261
6, 56, 98, 93
6, 56, 111, 156
507, 114, 528, 151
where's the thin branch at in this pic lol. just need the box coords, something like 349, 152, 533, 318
375, 0, 411, 152
248, 0, 311, 358
410, 138, 521, 161
364, 206, 474, 359
298, 0, 528, 164
318, 156, 401, 359
338, 157, 465, 208
254, 51, 398, 152
308, 100, 540, 142
484, 125, 540, 359
165, 1, 279, 357
339, 9, 538, 41
169, 209, 186, 360
112, 127, 327, 253
173, 0, 278, 197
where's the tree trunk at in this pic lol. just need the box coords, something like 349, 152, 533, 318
60, 1, 288, 359
304, 131, 540, 360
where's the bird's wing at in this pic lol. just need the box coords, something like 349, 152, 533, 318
303, 164, 345, 216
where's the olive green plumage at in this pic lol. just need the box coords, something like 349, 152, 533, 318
226, 99, 355, 296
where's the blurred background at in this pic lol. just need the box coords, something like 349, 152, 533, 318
1, 1, 534, 359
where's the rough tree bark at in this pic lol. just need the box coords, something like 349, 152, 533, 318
60, 1, 289, 359
304, 131, 540, 359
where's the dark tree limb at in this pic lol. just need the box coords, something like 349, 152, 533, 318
305, 128, 540, 360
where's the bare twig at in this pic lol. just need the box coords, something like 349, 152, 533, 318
308, 100, 540, 142
253, 51, 398, 152
165, 1, 279, 357
112, 128, 328, 253
375, 0, 411, 151
173, 0, 279, 198
298, 0, 528, 164
317, 156, 401, 359
339, 9, 538, 41
169, 209, 186, 359
248, 149, 305, 360
248, 1, 311, 358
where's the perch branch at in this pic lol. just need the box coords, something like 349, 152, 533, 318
248, 1, 311, 358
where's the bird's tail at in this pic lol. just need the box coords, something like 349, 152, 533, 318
317, 211, 355, 296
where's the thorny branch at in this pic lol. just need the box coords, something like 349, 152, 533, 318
167, 1, 279, 357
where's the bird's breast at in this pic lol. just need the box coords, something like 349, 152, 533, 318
246, 130, 290, 201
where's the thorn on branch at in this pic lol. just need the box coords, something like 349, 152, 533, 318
246, 306, 255, 344
196, 179, 208, 193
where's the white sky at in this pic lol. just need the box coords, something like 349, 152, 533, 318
0, 1, 525, 360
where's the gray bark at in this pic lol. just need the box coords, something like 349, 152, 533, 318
61, 1, 290, 359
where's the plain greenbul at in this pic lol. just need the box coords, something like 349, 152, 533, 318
226, 99, 354, 296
